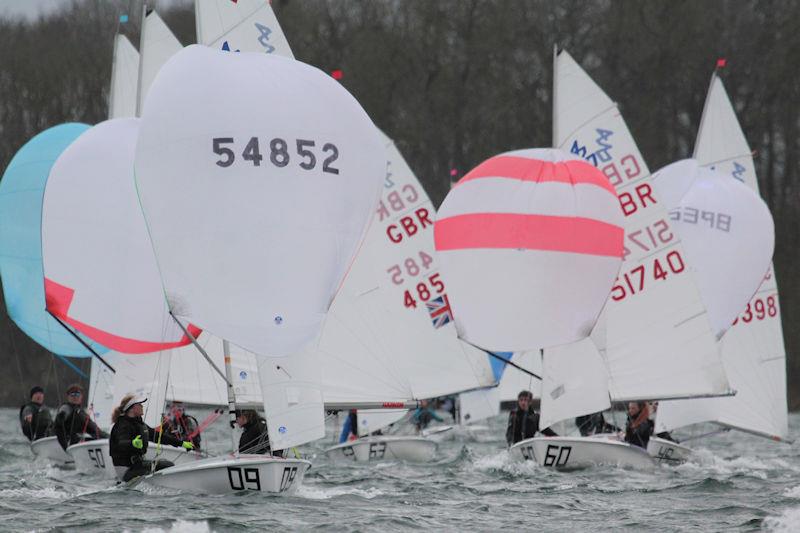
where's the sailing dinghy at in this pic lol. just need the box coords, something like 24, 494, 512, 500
509, 49, 734, 469
654, 68, 789, 449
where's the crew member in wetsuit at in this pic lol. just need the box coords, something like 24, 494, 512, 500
506, 390, 558, 446
109, 394, 194, 482
624, 401, 654, 449
162, 402, 201, 449
236, 409, 281, 456
53, 384, 107, 450
19, 386, 53, 441
339, 409, 359, 443
575, 411, 620, 436
412, 399, 444, 432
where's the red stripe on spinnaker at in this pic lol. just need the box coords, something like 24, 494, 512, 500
434, 213, 624, 257
456, 156, 616, 195
44, 278, 202, 354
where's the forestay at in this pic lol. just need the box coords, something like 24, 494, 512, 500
135, 45, 384, 357
137, 10, 183, 116
553, 49, 729, 401
435, 148, 624, 352
42, 118, 198, 353
498, 351, 543, 402
652, 159, 774, 338
109, 34, 139, 119
0, 124, 107, 356
656, 73, 788, 441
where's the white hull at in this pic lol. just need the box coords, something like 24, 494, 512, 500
30, 436, 73, 466
324, 436, 437, 463
67, 439, 202, 479
646, 436, 692, 464
143, 454, 310, 494
510, 436, 655, 470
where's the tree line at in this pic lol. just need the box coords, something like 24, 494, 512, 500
0, 0, 798, 407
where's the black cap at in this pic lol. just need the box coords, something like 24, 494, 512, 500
30, 386, 44, 398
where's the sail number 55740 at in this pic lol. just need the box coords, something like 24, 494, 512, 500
212, 137, 340, 174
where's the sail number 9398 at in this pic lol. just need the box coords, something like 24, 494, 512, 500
212, 137, 340, 174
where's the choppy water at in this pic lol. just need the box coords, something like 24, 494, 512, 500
2, 408, 800, 532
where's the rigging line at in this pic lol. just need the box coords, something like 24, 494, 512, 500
47, 311, 115, 373
9, 326, 26, 403
168, 311, 231, 387
463, 340, 542, 380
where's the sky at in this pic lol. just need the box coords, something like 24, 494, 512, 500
0, 0, 63, 20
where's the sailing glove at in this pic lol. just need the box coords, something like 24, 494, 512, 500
181, 441, 194, 450
132, 435, 143, 449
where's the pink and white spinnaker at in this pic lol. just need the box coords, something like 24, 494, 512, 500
134, 45, 385, 357
652, 158, 774, 338
434, 148, 624, 352
42, 118, 200, 353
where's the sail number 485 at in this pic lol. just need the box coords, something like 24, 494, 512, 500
212, 137, 340, 174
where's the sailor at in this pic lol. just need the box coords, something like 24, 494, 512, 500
412, 399, 444, 432
624, 401, 654, 449
575, 411, 619, 436
53, 384, 107, 450
162, 402, 201, 449
236, 409, 281, 456
339, 409, 359, 443
19, 385, 53, 441
109, 394, 193, 482
506, 390, 557, 446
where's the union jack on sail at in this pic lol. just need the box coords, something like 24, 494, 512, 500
426, 294, 453, 329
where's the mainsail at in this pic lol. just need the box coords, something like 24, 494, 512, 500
655, 72, 788, 441
550, 49, 730, 406
108, 34, 139, 119
136, 9, 182, 116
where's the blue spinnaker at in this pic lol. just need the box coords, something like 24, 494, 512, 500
0, 123, 108, 356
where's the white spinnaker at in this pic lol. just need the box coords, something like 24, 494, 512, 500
197, 1, 495, 440
135, 45, 384, 357
195, 0, 292, 56
652, 159, 775, 339
42, 119, 191, 353
553, 49, 729, 402
109, 34, 139, 119
655, 73, 788, 440
539, 339, 610, 429
459, 387, 499, 425
88, 353, 121, 432
498, 351, 543, 402
136, 10, 182, 116
108, 352, 172, 429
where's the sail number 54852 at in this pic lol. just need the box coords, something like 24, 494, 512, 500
212, 137, 339, 174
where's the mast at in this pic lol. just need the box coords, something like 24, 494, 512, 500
552, 44, 558, 147
135, 2, 148, 117
223, 339, 239, 453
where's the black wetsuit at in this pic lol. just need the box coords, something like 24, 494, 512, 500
110, 415, 183, 481
575, 412, 620, 436
506, 407, 557, 446
19, 402, 53, 441
53, 403, 107, 450
239, 417, 274, 455
624, 418, 654, 449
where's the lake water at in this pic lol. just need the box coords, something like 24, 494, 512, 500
2, 408, 799, 531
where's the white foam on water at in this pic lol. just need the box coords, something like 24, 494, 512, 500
783, 486, 800, 499
0, 486, 72, 500
297, 485, 386, 500
127, 520, 214, 533
764, 506, 800, 532
472, 450, 539, 476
